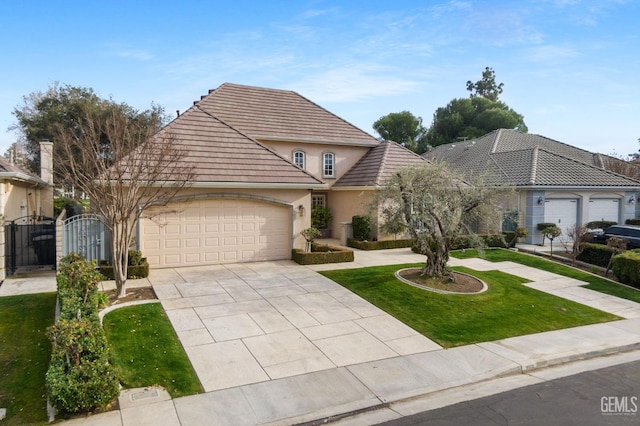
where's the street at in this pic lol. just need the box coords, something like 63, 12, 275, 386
379, 359, 640, 426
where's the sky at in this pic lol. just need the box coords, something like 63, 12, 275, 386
1, 0, 639, 157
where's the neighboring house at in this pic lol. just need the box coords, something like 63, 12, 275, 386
0, 141, 54, 222
138, 83, 425, 268
424, 129, 640, 244
0, 141, 54, 280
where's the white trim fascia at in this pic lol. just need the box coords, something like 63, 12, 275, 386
0, 172, 49, 186
516, 185, 640, 191
188, 181, 328, 190
330, 186, 377, 191
99, 180, 329, 190
252, 134, 379, 147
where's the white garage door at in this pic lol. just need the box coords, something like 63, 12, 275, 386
588, 199, 619, 223
141, 198, 291, 268
544, 199, 578, 236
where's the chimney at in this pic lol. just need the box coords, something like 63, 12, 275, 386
39, 140, 54, 185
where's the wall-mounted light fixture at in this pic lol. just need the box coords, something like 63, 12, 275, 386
298, 204, 305, 216
537, 196, 545, 205
629, 196, 635, 205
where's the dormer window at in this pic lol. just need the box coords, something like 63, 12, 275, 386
323, 152, 335, 178
293, 150, 305, 169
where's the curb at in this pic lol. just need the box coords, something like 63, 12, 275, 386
290, 344, 640, 425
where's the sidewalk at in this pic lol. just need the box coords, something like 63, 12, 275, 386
9, 247, 640, 425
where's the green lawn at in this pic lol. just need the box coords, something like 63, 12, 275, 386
320, 264, 619, 348
103, 303, 203, 398
452, 248, 640, 304
0, 293, 56, 425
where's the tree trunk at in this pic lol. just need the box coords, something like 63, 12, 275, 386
111, 221, 130, 298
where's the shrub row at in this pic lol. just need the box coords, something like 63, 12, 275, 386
99, 249, 150, 280
576, 243, 615, 267
451, 234, 511, 250
46, 254, 120, 414
612, 251, 640, 288
347, 238, 413, 250
292, 243, 354, 265
626, 218, 640, 226
585, 220, 617, 229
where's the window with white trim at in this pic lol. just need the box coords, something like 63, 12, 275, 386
312, 193, 326, 208
293, 150, 305, 169
323, 152, 335, 178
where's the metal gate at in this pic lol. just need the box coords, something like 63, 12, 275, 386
62, 214, 112, 265
5, 216, 56, 275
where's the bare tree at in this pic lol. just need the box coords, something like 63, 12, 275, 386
376, 162, 511, 278
564, 224, 591, 264
53, 101, 195, 297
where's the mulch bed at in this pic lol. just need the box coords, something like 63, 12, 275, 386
105, 287, 158, 306
398, 269, 484, 293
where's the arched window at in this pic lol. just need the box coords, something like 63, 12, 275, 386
293, 150, 305, 169
323, 152, 335, 178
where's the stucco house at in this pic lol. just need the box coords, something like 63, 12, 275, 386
424, 129, 640, 244
0, 141, 54, 222
138, 83, 425, 268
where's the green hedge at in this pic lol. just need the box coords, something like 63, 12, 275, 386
451, 234, 510, 249
99, 249, 150, 279
46, 254, 119, 414
537, 222, 556, 231
99, 263, 150, 280
576, 243, 615, 267
585, 220, 617, 229
612, 251, 640, 288
292, 243, 354, 265
626, 218, 640, 226
347, 238, 413, 250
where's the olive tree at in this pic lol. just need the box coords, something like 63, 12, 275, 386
52, 100, 195, 298
376, 161, 510, 278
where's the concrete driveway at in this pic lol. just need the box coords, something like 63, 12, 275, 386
148, 255, 441, 393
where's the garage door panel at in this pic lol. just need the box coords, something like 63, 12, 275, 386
141, 198, 291, 268
588, 199, 619, 223
544, 199, 578, 238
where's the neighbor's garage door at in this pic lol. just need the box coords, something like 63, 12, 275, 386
544, 199, 578, 235
588, 198, 619, 223
141, 198, 291, 268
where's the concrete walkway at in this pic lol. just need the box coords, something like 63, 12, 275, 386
5, 247, 640, 425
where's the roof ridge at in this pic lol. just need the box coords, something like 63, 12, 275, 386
489, 129, 501, 154
287, 88, 379, 142
374, 141, 392, 185
529, 145, 539, 184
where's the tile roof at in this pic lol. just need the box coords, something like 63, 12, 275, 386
0, 156, 46, 184
334, 140, 427, 187
197, 83, 380, 146
154, 105, 323, 185
424, 129, 640, 188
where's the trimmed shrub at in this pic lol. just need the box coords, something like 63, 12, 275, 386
577, 243, 616, 267
352, 215, 372, 241
626, 218, 640, 226
99, 263, 150, 280
291, 243, 354, 265
450, 234, 509, 250
46, 254, 119, 414
585, 221, 617, 229
347, 238, 413, 250
537, 222, 556, 231
99, 249, 150, 279
612, 251, 640, 288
